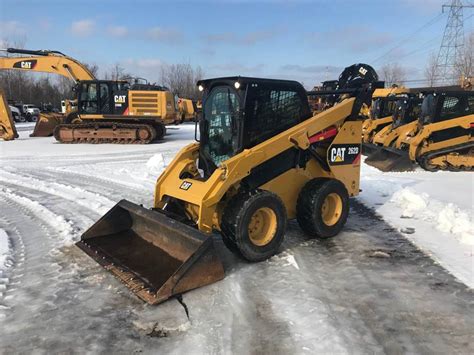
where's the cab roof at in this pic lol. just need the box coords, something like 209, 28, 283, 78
197, 76, 305, 91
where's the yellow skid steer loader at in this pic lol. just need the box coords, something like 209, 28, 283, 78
77, 64, 382, 305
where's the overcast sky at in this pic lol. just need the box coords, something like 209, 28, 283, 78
1, 0, 472, 87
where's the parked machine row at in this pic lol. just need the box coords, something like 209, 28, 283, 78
362, 83, 473, 172
0, 48, 199, 143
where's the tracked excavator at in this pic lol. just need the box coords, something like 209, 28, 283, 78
76, 64, 382, 305
365, 89, 473, 172
0, 48, 178, 143
0, 48, 96, 138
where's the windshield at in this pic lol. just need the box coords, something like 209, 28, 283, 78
202, 86, 241, 167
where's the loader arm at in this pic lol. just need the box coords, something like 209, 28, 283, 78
154, 97, 359, 233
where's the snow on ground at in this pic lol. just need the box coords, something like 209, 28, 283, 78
0, 124, 472, 353
359, 158, 473, 288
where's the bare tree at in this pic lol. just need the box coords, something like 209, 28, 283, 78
380, 63, 406, 87
456, 32, 474, 81
104, 63, 130, 80
424, 53, 438, 87
160, 63, 204, 99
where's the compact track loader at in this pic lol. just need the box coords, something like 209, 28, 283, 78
362, 87, 409, 153
77, 64, 381, 305
366, 90, 473, 172
364, 95, 423, 171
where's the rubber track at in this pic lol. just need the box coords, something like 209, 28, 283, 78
54, 122, 158, 144
417, 141, 474, 172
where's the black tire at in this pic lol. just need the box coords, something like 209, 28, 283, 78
296, 178, 349, 238
221, 190, 287, 262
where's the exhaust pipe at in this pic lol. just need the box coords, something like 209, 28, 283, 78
77, 200, 225, 305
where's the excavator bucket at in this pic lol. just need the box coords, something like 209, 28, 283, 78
76, 200, 225, 305
365, 147, 415, 172
30, 112, 64, 137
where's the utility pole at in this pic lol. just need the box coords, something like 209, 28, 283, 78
435, 0, 474, 84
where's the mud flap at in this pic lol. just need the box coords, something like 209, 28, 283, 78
365, 147, 415, 172
30, 113, 63, 137
76, 200, 225, 305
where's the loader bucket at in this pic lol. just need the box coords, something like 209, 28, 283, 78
30, 113, 63, 137
362, 143, 381, 156
365, 147, 415, 172
76, 200, 225, 305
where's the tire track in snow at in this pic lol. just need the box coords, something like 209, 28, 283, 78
0, 170, 116, 216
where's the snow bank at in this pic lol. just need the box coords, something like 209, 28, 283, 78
146, 153, 166, 178
359, 159, 474, 287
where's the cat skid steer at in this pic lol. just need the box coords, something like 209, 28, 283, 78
77, 64, 381, 305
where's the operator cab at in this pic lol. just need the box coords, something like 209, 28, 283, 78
76, 80, 130, 115
197, 77, 311, 176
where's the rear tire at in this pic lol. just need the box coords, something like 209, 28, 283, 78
221, 190, 287, 262
296, 178, 349, 238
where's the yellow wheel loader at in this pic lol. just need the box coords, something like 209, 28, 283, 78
77, 64, 382, 305
366, 90, 474, 172
0, 88, 18, 140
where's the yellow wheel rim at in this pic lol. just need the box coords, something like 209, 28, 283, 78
248, 207, 277, 246
321, 193, 343, 226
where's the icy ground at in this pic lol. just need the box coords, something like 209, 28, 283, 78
0, 123, 472, 354
359, 159, 473, 288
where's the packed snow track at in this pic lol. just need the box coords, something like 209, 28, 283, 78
0, 125, 472, 354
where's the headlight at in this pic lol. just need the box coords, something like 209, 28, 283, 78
234, 81, 240, 89
198, 85, 204, 92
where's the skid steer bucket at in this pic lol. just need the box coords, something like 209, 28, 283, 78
365, 147, 415, 172
362, 143, 381, 156
30, 113, 64, 137
76, 200, 225, 305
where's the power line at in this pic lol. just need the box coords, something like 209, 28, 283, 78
372, 12, 445, 64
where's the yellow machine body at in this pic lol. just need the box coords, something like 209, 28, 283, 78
177, 98, 196, 122
154, 99, 361, 233
0, 88, 18, 141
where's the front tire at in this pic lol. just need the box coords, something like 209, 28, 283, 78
221, 190, 287, 262
296, 178, 349, 238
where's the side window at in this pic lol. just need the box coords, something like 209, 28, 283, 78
245, 87, 302, 147
440, 96, 464, 121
